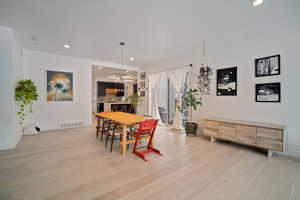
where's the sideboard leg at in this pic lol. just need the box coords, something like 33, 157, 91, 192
210, 137, 216, 143
268, 150, 274, 157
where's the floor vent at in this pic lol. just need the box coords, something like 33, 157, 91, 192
60, 121, 84, 129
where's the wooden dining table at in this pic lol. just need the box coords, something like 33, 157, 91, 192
95, 112, 147, 155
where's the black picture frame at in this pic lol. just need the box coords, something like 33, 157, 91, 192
140, 90, 145, 97
140, 72, 146, 80
216, 67, 237, 96
255, 82, 281, 103
255, 55, 280, 77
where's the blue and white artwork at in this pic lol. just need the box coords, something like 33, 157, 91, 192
47, 70, 73, 101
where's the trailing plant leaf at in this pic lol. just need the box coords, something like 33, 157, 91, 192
15, 80, 39, 124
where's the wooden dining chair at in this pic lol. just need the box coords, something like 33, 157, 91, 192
96, 116, 111, 141
131, 119, 162, 161
96, 116, 102, 138
105, 122, 127, 152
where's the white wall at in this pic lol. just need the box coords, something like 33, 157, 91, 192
22, 50, 93, 131
22, 49, 140, 131
0, 26, 22, 150
143, 9, 300, 157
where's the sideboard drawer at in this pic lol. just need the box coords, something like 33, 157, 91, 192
204, 118, 285, 156
204, 120, 218, 130
219, 123, 236, 140
204, 128, 218, 137
236, 125, 256, 145
257, 137, 283, 152
257, 128, 283, 141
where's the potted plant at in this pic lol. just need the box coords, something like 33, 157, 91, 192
177, 88, 202, 135
125, 93, 142, 114
15, 79, 39, 124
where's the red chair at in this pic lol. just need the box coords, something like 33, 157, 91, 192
132, 119, 162, 161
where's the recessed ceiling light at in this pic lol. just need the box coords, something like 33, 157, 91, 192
252, 0, 263, 7
126, 70, 129, 73
130, 57, 135, 61
98, 66, 102, 70
64, 44, 70, 49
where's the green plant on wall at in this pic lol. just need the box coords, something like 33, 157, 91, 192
177, 88, 202, 122
15, 80, 39, 124
125, 93, 142, 112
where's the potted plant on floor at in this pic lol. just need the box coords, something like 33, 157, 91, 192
177, 88, 202, 135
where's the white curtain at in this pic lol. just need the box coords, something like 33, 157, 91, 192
166, 68, 190, 130
148, 73, 161, 122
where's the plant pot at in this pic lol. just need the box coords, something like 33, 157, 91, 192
185, 122, 198, 135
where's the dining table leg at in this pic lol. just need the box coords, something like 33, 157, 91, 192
121, 125, 127, 155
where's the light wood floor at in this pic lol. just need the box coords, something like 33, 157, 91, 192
1, 126, 300, 200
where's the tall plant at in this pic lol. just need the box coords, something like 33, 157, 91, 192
125, 93, 142, 112
15, 80, 39, 124
177, 88, 202, 122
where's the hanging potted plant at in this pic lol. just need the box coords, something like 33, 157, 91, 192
15, 79, 39, 124
125, 93, 142, 114
177, 88, 202, 135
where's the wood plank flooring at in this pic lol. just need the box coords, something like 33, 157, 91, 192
0, 126, 300, 200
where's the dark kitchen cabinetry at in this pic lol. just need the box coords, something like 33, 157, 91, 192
115, 83, 125, 97
133, 84, 138, 94
97, 82, 106, 96
98, 103, 104, 112
97, 82, 124, 97
111, 104, 134, 113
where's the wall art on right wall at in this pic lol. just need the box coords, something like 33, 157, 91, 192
256, 82, 281, 103
255, 54, 280, 77
216, 67, 237, 96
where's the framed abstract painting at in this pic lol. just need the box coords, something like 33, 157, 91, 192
47, 70, 73, 101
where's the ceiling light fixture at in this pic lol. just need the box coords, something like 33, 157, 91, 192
98, 66, 102, 70
130, 57, 135, 61
252, 0, 263, 7
64, 44, 70, 49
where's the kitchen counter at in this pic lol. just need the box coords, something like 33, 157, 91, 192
98, 102, 133, 113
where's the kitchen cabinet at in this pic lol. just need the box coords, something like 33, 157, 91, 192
97, 82, 124, 97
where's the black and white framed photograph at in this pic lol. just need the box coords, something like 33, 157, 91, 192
256, 82, 281, 103
255, 55, 280, 77
217, 67, 237, 96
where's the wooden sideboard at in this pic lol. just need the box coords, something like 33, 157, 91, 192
203, 118, 286, 157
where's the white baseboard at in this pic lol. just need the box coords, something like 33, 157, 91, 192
0, 143, 15, 151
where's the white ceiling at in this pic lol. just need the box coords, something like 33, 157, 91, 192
92, 66, 137, 79
0, 0, 299, 69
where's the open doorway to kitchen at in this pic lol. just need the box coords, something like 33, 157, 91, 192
91, 65, 138, 119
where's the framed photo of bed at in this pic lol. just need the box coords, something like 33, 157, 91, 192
255, 82, 281, 103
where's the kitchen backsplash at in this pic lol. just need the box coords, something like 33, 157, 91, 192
98, 95, 123, 103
